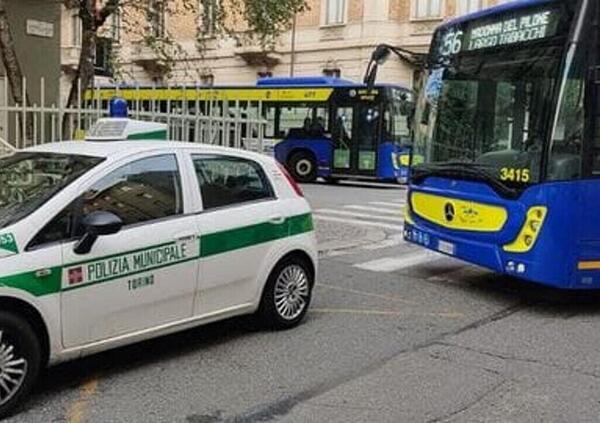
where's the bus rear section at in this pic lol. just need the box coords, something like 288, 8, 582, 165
269, 78, 414, 184
406, 0, 600, 289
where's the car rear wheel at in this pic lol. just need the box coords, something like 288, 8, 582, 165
257, 256, 313, 330
0, 312, 41, 419
288, 152, 317, 183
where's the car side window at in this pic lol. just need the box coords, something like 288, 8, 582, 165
81, 155, 183, 227
193, 155, 274, 210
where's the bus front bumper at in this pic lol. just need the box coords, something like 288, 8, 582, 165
403, 222, 570, 289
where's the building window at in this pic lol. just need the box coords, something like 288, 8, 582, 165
323, 68, 341, 78
199, 0, 219, 36
414, 0, 442, 19
149, 0, 167, 39
457, 0, 483, 16
71, 12, 82, 46
258, 71, 273, 79
325, 0, 346, 25
111, 10, 121, 42
94, 37, 113, 77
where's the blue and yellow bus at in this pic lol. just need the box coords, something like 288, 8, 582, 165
405, 0, 600, 289
264, 77, 413, 183
86, 77, 414, 184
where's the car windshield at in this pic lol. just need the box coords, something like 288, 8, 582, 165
0, 152, 104, 229
412, 2, 575, 189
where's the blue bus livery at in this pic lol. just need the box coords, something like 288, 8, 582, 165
406, 0, 600, 289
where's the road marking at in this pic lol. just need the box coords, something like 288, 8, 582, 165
362, 234, 406, 250
344, 205, 404, 215
316, 208, 405, 223
369, 201, 406, 208
355, 251, 442, 272
313, 214, 404, 231
67, 376, 99, 423
319, 283, 418, 305
312, 308, 464, 319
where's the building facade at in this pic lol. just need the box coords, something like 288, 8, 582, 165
61, 0, 511, 94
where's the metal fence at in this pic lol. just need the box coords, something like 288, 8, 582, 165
0, 77, 270, 153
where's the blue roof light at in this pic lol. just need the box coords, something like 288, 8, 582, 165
109, 97, 128, 118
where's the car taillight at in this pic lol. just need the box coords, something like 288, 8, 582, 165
277, 163, 304, 197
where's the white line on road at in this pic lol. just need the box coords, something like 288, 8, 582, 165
354, 251, 442, 272
362, 234, 406, 250
313, 214, 404, 231
316, 209, 405, 223
369, 201, 407, 208
344, 205, 404, 215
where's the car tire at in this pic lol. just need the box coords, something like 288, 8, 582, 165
257, 256, 314, 330
0, 312, 41, 419
288, 152, 317, 183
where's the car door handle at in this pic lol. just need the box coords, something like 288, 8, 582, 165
268, 216, 286, 225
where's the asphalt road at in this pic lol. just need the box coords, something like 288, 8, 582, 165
9, 181, 600, 422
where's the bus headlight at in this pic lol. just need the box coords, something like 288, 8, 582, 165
503, 206, 547, 253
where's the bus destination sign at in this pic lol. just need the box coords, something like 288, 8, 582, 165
436, 7, 561, 58
465, 9, 560, 51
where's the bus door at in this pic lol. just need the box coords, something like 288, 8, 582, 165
332, 102, 380, 177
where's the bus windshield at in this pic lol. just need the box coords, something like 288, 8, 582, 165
413, 1, 578, 190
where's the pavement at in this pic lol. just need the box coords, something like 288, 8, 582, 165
9, 181, 600, 423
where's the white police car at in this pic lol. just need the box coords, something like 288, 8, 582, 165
0, 115, 317, 416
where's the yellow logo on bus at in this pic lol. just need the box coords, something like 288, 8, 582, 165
410, 193, 508, 232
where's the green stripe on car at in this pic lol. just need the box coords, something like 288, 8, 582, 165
0, 214, 313, 297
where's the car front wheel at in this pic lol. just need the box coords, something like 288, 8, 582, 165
0, 312, 41, 419
257, 256, 314, 330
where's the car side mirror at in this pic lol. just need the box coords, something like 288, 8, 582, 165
74, 211, 123, 255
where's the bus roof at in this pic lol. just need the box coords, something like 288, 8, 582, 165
94, 76, 410, 91
440, 0, 557, 29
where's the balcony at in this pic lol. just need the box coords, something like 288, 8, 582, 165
61, 45, 81, 73
131, 40, 171, 75
234, 45, 282, 67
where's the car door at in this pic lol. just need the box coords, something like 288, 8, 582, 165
191, 154, 282, 316
60, 153, 199, 348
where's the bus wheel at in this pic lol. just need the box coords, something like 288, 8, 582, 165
288, 152, 317, 183
0, 312, 41, 418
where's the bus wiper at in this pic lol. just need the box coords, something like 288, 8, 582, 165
412, 162, 519, 199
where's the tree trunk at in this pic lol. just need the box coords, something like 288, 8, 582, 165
0, 0, 33, 144
63, 2, 96, 138
0, 0, 29, 106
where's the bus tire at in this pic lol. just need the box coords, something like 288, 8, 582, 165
288, 151, 317, 183
0, 311, 41, 419
257, 255, 313, 330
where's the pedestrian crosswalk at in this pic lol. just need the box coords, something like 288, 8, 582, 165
313, 197, 458, 274
313, 199, 406, 232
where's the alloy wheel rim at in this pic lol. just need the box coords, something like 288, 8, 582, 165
274, 265, 310, 321
0, 330, 27, 406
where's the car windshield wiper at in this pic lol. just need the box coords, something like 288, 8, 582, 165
412, 162, 519, 199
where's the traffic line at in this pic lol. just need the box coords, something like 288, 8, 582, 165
311, 308, 464, 319
313, 214, 404, 231
362, 234, 406, 250
316, 208, 405, 223
319, 283, 418, 305
369, 201, 407, 208
67, 376, 99, 423
354, 251, 442, 272
344, 205, 404, 215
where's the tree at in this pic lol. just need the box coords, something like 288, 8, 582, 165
0, 0, 29, 107
64, 0, 308, 109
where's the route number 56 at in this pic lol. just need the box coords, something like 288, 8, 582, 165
440, 30, 464, 57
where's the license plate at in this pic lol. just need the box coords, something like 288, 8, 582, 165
438, 240, 456, 256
